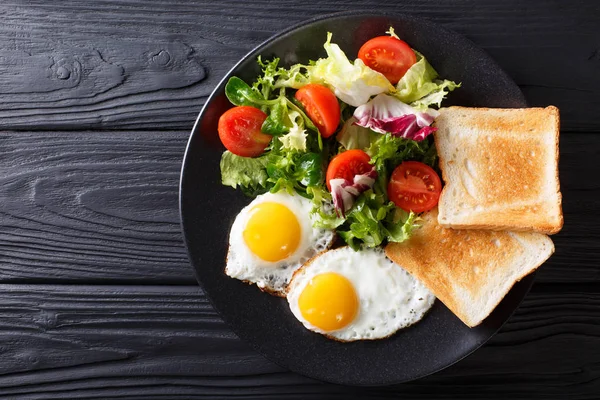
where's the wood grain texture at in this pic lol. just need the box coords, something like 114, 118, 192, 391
0, 131, 192, 283
0, 2, 598, 396
0, 0, 597, 131
0, 130, 597, 284
0, 284, 594, 399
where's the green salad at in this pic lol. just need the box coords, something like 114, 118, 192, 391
218, 28, 459, 250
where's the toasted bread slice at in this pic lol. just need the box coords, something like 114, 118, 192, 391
385, 209, 554, 327
434, 106, 563, 234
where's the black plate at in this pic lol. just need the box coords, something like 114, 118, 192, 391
180, 11, 530, 386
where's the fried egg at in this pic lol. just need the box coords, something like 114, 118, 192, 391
226, 191, 334, 296
287, 247, 435, 341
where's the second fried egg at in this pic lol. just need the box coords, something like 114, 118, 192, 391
287, 247, 435, 341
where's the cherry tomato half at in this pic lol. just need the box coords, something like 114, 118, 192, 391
388, 161, 442, 213
358, 36, 417, 84
218, 106, 272, 157
295, 84, 341, 138
326, 149, 372, 190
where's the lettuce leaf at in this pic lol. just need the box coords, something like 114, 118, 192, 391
220, 142, 325, 199
336, 117, 377, 150
271, 33, 394, 107
278, 110, 307, 151
308, 33, 394, 107
394, 52, 459, 109
410, 79, 460, 110
335, 190, 417, 250
272, 63, 311, 90
386, 208, 419, 242
255, 56, 310, 94
312, 182, 419, 250
263, 144, 325, 196
367, 132, 437, 169
220, 151, 270, 192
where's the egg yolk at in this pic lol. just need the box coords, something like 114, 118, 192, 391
243, 202, 301, 262
298, 272, 359, 332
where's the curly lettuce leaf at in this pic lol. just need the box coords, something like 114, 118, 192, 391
252, 56, 311, 92
335, 190, 418, 250
220, 151, 270, 191
311, 184, 419, 250
255, 56, 310, 94
368, 131, 437, 168
278, 110, 307, 151
410, 79, 460, 110
394, 52, 459, 108
265, 146, 325, 196
273, 64, 311, 90
310, 187, 345, 230
386, 208, 419, 242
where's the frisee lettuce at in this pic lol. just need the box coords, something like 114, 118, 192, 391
278, 110, 307, 151
410, 80, 460, 110
266, 149, 324, 196
334, 190, 418, 251
312, 189, 417, 251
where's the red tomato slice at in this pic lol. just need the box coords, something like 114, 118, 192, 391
388, 161, 442, 213
295, 84, 340, 138
218, 106, 272, 157
358, 36, 417, 84
326, 149, 372, 190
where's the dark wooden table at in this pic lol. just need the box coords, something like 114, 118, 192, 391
0, 1, 598, 398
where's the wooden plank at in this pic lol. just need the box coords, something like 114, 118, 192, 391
0, 284, 595, 399
0, 0, 597, 131
0, 130, 597, 284
0, 131, 193, 283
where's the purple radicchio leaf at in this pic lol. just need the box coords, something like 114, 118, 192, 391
330, 167, 377, 217
353, 94, 439, 141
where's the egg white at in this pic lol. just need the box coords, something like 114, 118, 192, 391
287, 247, 435, 341
226, 191, 334, 296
